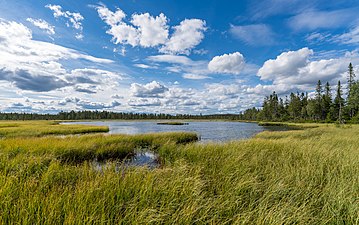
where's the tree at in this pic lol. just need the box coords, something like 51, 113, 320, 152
323, 82, 332, 120
347, 82, 359, 120
333, 80, 345, 123
315, 80, 323, 120
347, 63, 357, 118
348, 62, 356, 92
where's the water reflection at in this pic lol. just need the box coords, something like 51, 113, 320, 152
92, 150, 158, 172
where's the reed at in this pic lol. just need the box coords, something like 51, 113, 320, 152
0, 121, 358, 224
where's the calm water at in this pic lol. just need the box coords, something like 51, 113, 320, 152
64, 121, 273, 142
64, 121, 282, 168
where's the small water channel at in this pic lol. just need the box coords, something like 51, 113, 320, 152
92, 149, 158, 171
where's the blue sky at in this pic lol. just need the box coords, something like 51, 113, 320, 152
0, 0, 359, 114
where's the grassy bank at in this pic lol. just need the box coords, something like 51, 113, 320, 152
0, 121, 358, 224
0, 120, 109, 137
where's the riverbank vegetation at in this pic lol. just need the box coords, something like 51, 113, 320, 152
0, 120, 109, 137
0, 121, 359, 223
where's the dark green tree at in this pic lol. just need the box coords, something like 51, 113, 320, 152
333, 80, 345, 123
315, 80, 323, 120
323, 82, 332, 120
347, 63, 357, 118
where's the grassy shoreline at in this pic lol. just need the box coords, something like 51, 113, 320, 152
0, 121, 358, 223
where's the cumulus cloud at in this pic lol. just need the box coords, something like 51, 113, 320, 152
58, 97, 121, 109
256, 48, 359, 95
130, 81, 169, 98
160, 19, 207, 55
229, 24, 276, 46
96, 5, 168, 47
131, 13, 169, 47
0, 20, 115, 93
208, 52, 245, 75
46, 4, 84, 39
97, 5, 126, 26
258, 47, 313, 80
96, 5, 206, 55
68, 68, 122, 85
26, 18, 55, 35
0, 68, 68, 92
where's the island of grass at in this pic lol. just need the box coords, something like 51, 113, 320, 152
1, 120, 359, 224
157, 121, 189, 125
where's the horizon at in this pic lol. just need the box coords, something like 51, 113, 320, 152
1, 0, 359, 114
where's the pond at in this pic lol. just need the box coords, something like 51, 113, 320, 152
64, 121, 276, 142
63, 121, 286, 169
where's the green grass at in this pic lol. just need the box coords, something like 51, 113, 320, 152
0, 120, 109, 137
0, 121, 359, 224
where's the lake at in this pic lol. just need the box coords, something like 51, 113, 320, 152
64, 121, 277, 142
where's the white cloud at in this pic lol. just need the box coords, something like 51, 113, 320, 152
97, 5, 126, 26
0, 20, 114, 93
131, 13, 169, 47
96, 5, 169, 48
97, 5, 207, 55
133, 64, 157, 69
96, 5, 207, 55
258, 47, 313, 80
335, 25, 359, 45
46, 4, 84, 39
128, 98, 161, 107
130, 81, 169, 98
26, 18, 55, 35
182, 73, 209, 80
249, 0, 313, 19
305, 32, 331, 43
208, 52, 245, 75
256, 48, 359, 95
107, 22, 139, 46
160, 19, 207, 55
229, 24, 276, 46
147, 55, 193, 65
288, 8, 357, 31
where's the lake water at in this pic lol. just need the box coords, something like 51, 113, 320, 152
64, 121, 274, 142
64, 121, 282, 169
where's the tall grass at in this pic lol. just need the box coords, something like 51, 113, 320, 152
0, 120, 109, 137
0, 122, 358, 223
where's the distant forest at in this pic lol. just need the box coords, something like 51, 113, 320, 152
1, 63, 358, 123
241, 63, 359, 123
0, 111, 242, 121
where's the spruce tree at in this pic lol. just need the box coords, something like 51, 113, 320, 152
323, 82, 332, 120
315, 80, 323, 120
333, 80, 344, 123
347, 63, 356, 118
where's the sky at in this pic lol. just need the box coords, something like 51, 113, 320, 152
0, 0, 359, 114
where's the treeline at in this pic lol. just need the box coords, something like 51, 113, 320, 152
240, 63, 359, 123
0, 111, 242, 121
